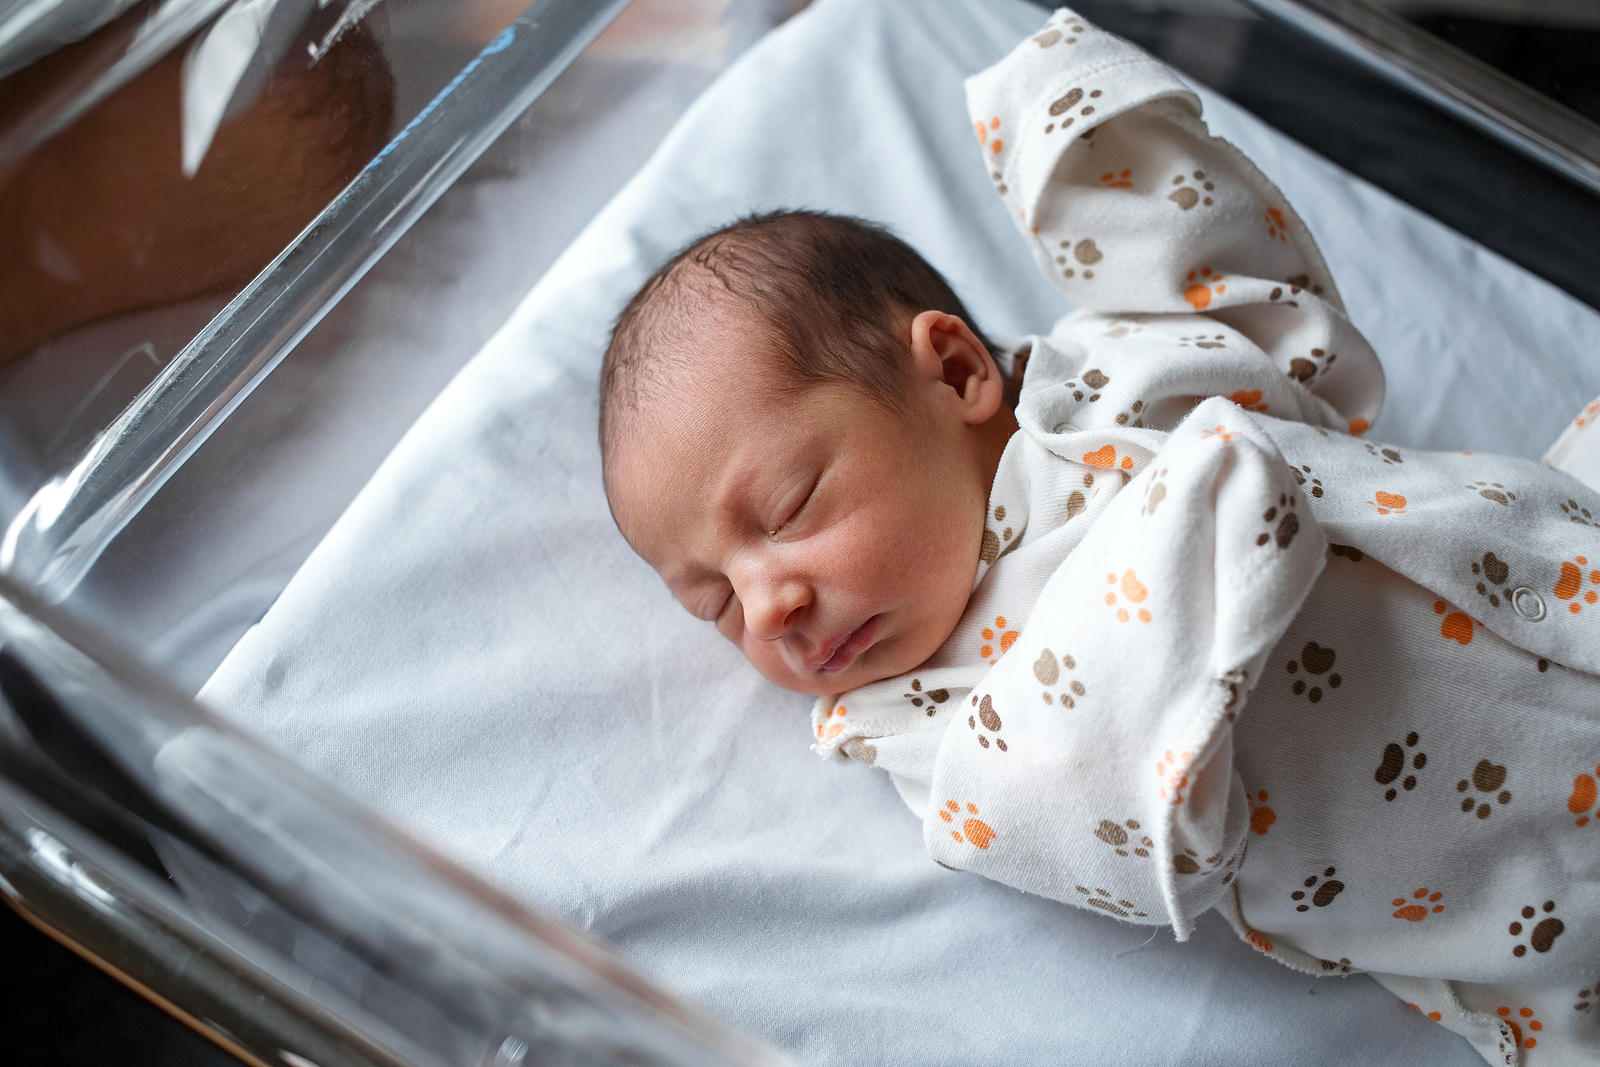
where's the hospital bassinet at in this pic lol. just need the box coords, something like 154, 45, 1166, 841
1, 0, 1597, 1064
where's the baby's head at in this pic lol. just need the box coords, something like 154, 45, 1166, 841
601, 211, 1017, 695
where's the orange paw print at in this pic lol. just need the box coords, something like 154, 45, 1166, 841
1568, 766, 1599, 826
1553, 555, 1600, 613
1496, 1006, 1543, 1050
1393, 887, 1445, 922
1098, 168, 1133, 189
1434, 600, 1475, 645
974, 116, 1003, 154
1245, 929, 1274, 954
1200, 424, 1239, 443
939, 800, 996, 849
1264, 207, 1289, 243
1082, 444, 1134, 470
1155, 748, 1193, 805
1348, 418, 1370, 436
1408, 1003, 1445, 1023
1577, 399, 1600, 429
1249, 790, 1277, 835
980, 615, 1018, 665
1229, 389, 1268, 413
816, 704, 848, 741
1105, 569, 1151, 623
1182, 266, 1226, 309
1367, 490, 1406, 515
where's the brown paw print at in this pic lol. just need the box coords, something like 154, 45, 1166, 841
1172, 847, 1224, 877
1032, 648, 1086, 708
939, 800, 996, 848
903, 678, 950, 717
1255, 492, 1300, 549
1266, 284, 1301, 308
1569, 766, 1599, 826
1114, 399, 1145, 427
1329, 544, 1364, 562
978, 504, 1016, 564
967, 693, 1008, 751
1043, 87, 1101, 135
1248, 789, 1277, 835
1509, 901, 1564, 957
1495, 1005, 1544, 1050
1093, 817, 1151, 858
1319, 957, 1353, 975
1290, 867, 1344, 911
1285, 273, 1324, 297
1576, 983, 1596, 1012
1141, 467, 1167, 517
1179, 333, 1226, 350
1467, 480, 1515, 505
1291, 465, 1325, 498
1063, 367, 1108, 402
1554, 555, 1600, 613
1376, 732, 1425, 801
1105, 569, 1151, 623
1182, 266, 1225, 309
1364, 443, 1402, 464
1285, 641, 1340, 701
1457, 759, 1511, 819
1560, 497, 1598, 528
1168, 170, 1214, 210
1053, 237, 1103, 280
1393, 887, 1445, 921
1264, 207, 1290, 243
1471, 551, 1513, 608
1065, 489, 1088, 520
1073, 885, 1148, 918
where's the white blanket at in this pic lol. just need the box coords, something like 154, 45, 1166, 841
201, 0, 1600, 1062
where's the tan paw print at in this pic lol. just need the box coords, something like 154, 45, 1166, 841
940, 799, 996, 848
1141, 467, 1167, 517
1093, 817, 1151, 858
1073, 885, 1148, 918
1182, 266, 1226, 309
1054, 238, 1102, 280
1560, 497, 1598, 528
1114, 399, 1145, 427
1032, 647, 1086, 707
1105, 569, 1151, 623
1168, 170, 1214, 210
1043, 86, 1102, 135
1102, 320, 1144, 339
979, 504, 1016, 564
1179, 333, 1226, 350
1065, 366, 1109, 402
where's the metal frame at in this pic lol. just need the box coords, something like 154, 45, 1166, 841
1238, 0, 1600, 197
1, 0, 633, 602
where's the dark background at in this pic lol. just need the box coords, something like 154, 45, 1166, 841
5, 4, 1598, 1064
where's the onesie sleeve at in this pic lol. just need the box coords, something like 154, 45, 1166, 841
966, 8, 1382, 433
923, 397, 1326, 938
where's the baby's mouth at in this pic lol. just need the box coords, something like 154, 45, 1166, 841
814, 616, 880, 673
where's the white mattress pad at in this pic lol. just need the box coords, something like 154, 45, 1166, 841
202, 0, 1600, 1062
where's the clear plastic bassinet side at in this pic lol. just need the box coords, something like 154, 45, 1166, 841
0, 577, 794, 1067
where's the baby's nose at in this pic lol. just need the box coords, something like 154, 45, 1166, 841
744, 579, 811, 641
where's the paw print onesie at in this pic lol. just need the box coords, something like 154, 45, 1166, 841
813, 11, 1600, 1065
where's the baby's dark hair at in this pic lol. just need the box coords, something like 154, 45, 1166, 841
599, 210, 997, 467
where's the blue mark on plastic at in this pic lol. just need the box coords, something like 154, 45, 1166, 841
364, 24, 519, 171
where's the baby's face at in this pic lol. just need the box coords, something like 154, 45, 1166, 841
608, 309, 1000, 695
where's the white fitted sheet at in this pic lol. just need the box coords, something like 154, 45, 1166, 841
201, 0, 1600, 1062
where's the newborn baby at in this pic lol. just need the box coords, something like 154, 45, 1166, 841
603, 11, 1600, 1066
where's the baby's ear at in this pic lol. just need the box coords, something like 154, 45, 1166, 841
909, 310, 1005, 425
